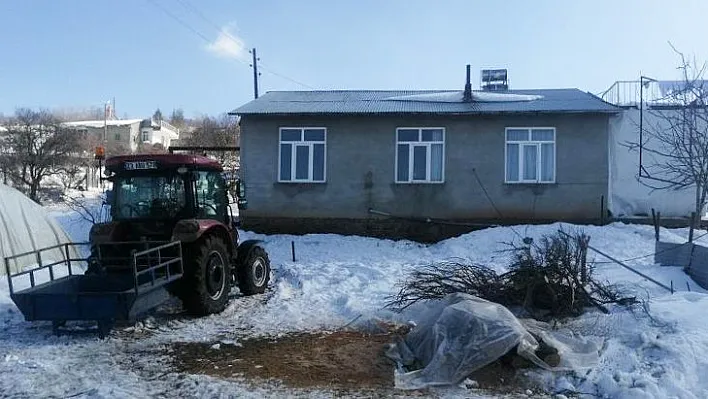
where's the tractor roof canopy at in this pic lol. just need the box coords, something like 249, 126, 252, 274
106, 154, 223, 174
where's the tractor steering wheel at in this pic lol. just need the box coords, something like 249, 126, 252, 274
121, 201, 149, 217
121, 204, 137, 217
200, 202, 219, 217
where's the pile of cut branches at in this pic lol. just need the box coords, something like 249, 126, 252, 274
387, 229, 634, 319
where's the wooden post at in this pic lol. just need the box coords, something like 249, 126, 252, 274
580, 236, 590, 284
652, 209, 661, 241
689, 212, 696, 243
291, 241, 296, 262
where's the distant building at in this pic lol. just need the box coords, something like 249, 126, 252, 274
138, 119, 181, 150
63, 118, 179, 154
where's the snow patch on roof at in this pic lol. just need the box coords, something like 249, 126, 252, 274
385, 91, 543, 103
385, 91, 464, 103
63, 119, 143, 128
472, 91, 543, 102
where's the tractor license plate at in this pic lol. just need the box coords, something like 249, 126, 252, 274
124, 161, 158, 170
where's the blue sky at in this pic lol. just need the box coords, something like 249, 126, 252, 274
0, 0, 706, 119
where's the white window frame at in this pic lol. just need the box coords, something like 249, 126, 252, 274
141, 130, 150, 142
278, 127, 327, 183
395, 127, 446, 184
504, 127, 556, 184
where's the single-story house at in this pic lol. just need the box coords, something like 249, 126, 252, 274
231, 75, 620, 241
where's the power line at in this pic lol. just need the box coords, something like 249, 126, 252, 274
144, 0, 212, 44
258, 63, 317, 90
146, 0, 251, 69
471, 168, 528, 242
174, 0, 222, 32
169, 0, 316, 90
594, 230, 708, 265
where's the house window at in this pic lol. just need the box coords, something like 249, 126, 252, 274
142, 131, 150, 142
114, 133, 121, 141
505, 127, 555, 183
395, 128, 445, 183
278, 127, 326, 182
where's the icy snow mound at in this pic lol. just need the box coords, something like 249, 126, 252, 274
0, 184, 77, 275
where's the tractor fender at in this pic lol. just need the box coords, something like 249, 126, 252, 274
172, 220, 233, 253
235, 240, 264, 266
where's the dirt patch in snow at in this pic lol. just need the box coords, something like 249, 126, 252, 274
172, 331, 395, 389
170, 330, 539, 395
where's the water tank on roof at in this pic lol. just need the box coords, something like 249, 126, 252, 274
481, 69, 509, 91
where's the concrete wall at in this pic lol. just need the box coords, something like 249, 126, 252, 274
609, 108, 695, 217
654, 240, 708, 290
85, 122, 140, 154
139, 126, 179, 147
239, 113, 610, 238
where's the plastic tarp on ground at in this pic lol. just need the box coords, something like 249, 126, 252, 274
386, 293, 600, 390
0, 184, 78, 275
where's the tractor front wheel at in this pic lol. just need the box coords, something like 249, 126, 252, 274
181, 236, 232, 315
238, 246, 270, 295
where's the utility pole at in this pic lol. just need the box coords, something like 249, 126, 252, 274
103, 101, 109, 147
250, 48, 259, 99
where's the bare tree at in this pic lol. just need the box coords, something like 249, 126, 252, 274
186, 114, 239, 147
62, 193, 108, 224
626, 48, 708, 224
137, 141, 168, 154
4, 108, 82, 202
52, 106, 105, 121
0, 127, 11, 185
185, 114, 240, 168
170, 108, 186, 130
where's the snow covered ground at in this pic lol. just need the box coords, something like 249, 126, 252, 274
2, 200, 708, 397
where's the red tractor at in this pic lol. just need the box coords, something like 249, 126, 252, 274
3, 148, 270, 337
88, 150, 270, 315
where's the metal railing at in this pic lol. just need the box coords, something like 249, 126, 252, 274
152, 118, 180, 135
4, 242, 90, 295
4, 241, 184, 297
599, 79, 696, 107
131, 241, 184, 295
600, 80, 664, 106
94, 240, 169, 270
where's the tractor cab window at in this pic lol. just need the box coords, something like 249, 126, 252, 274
113, 175, 186, 219
194, 171, 227, 221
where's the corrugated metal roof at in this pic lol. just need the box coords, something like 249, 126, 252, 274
63, 119, 143, 128
231, 89, 620, 115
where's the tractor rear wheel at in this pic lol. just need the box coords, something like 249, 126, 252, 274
238, 246, 270, 295
181, 236, 232, 315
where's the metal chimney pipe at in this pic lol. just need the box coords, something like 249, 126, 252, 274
463, 64, 473, 102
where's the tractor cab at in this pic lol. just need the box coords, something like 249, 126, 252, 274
97, 154, 241, 243
109, 156, 234, 220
